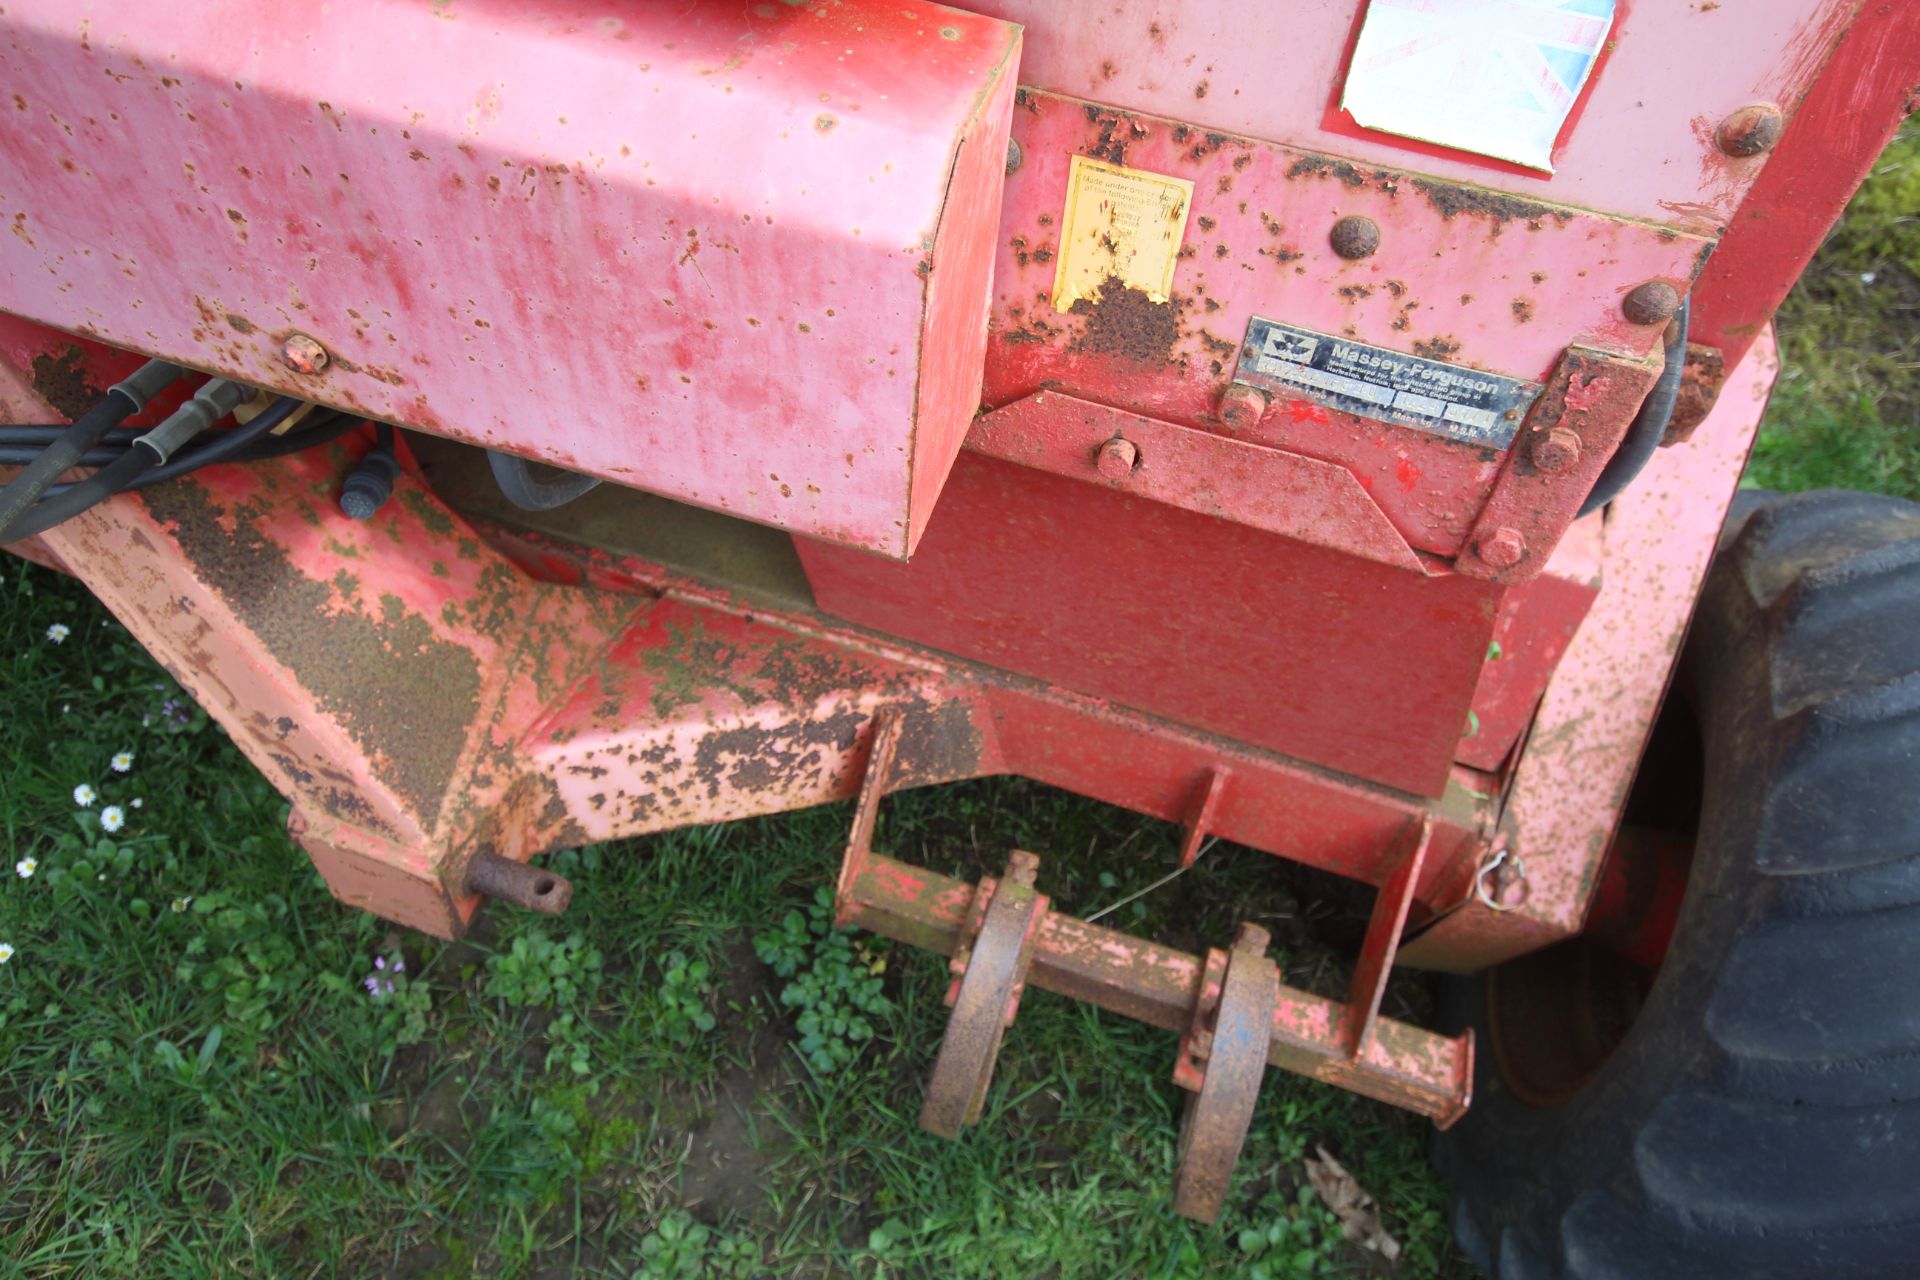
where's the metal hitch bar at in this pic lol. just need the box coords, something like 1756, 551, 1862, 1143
834, 711, 1474, 1223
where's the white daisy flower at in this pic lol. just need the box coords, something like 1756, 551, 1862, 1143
0, 943, 13, 964
100, 806, 125, 833
14, 858, 35, 879
170, 897, 191, 913
131, 798, 144, 809
111, 752, 134, 773
72, 783, 96, 807
45, 623, 69, 644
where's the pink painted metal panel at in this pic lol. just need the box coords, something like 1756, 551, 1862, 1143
983, 92, 1710, 558
1400, 326, 1781, 972
1459, 517, 1603, 774
0, 0, 1020, 558
959, 0, 1857, 231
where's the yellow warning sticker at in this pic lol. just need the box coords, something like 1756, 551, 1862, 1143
1050, 156, 1194, 314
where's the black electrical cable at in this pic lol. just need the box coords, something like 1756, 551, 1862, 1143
0, 362, 184, 539
1, 414, 360, 469
1576, 298, 1691, 518
7, 396, 304, 540
113, 411, 363, 492
0, 445, 129, 467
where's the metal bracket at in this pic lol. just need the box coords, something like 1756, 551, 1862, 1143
1178, 764, 1232, 869
834, 707, 904, 928
1342, 817, 1431, 1058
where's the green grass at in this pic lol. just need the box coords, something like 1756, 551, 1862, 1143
1749, 122, 1920, 499
2, 128, 1914, 1280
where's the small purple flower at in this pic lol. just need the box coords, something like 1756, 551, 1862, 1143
362, 952, 404, 998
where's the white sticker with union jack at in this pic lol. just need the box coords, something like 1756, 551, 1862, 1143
1340, 0, 1615, 172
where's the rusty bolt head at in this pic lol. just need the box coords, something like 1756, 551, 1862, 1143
1005, 138, 1024, 174
1329, 214, 1380, 260
1095, 436, 1138, 480
1476, 526, 1528, 570
280, 332, 329, 374
1217, 383, 1270, 431
1622, 281, 1681, 326
1532, 427, 1583, 473
1716, 103, 1784, 158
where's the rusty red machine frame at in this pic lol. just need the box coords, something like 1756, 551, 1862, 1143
1, 0, 1913, 1226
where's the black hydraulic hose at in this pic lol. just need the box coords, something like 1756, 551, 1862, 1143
0, 359, 183, 541
9, 396, 303, 540
115, 410, 361, 491
0, 445, 130, 467
486, 448, 602, 511
1577, 298, 1690, 518
0, 427, 142, 448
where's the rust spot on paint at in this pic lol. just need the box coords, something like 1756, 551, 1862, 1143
1067, 277, 1182, 366
28, 347, 102, 419
1413, 336, 1463, 360
139, 481, 484, 821
1410, 178, 1571, 231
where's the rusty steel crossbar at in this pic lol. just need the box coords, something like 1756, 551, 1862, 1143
836, 713, 1473, 1133
838, 846, 1475, 1123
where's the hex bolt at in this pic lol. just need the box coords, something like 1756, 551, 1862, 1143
1476, 526, 1528, 570
1329, 214, 1380, 260
1095, 436, 1138, 480
465, 848, 574, 915
280, 332, 330, 375
1716, 103, 1784, 158
1217, 383, 1270, 431
1005, 138, 1024, 175
1532, 427, 1583, 473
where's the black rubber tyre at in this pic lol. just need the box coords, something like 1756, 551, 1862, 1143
1434, 489, 1920, 1279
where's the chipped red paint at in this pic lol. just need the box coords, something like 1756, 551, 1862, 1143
0, 0, 1021, 559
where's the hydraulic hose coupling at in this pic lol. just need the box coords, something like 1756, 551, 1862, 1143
136, 379, 253, 464
340, 444, 400, 521
108, 359, 188, 415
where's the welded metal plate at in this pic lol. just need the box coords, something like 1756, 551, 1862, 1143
1232, 317, 1540, 450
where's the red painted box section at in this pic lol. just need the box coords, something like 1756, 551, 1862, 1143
799, 452, 1501, 798
0, 0, 1021, 559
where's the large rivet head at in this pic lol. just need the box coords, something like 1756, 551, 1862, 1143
1217, 383, 1270, 432
1095, 436, 1138, 480
280, 332, 330, 374
1622, 281, 1681, 326
1329, 215, 1379, 260
1476, 526, 1528, 570
1716, 103, 1784, 158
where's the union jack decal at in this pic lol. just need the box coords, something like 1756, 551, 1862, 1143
1342, 0, 1616, 171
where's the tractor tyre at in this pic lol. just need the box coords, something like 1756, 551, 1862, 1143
1433, 489, 1920, 1279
